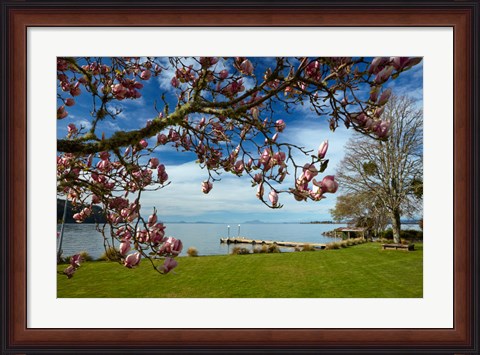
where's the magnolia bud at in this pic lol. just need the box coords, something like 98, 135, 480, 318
317, 140, 328, 159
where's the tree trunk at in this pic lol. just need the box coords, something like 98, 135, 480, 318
391, 209, 401, 243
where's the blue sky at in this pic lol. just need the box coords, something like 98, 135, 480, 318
57, 57, 423, 223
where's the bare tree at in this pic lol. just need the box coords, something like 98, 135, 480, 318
335, 95, 423, 243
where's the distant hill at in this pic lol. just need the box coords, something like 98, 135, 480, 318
57, 198, 107, 224
242, 220, 265, 224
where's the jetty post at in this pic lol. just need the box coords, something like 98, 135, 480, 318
227, 225, 230, 238
237, 224, 241, 237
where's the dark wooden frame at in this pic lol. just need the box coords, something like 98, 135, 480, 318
1, 1, 479, 353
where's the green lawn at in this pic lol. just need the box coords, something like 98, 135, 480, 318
57, 242, 423, 298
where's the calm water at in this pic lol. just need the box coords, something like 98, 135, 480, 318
56, 223, 347, 259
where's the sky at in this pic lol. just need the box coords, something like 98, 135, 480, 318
57, 57, 423, 224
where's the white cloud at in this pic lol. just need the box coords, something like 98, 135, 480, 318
138, 118, 354, 221
75, 119, 92, 130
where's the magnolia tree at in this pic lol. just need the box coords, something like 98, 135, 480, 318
56, 56, 421, 276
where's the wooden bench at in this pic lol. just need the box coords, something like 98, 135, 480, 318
382, 243, 415, 251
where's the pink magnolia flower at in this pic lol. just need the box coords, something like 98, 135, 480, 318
374, 66, 394, 84
148, 213, 158, 226
317, 140, 328, 159
375, 120, 391, 138
86, 154, 93, 167
275, 119, 286, 132
159, 171, 168, 184
310, 185, 325, 201
157, 133, 168, 145
256, 183, 264, 199
375, 106, 385, 118
303, 163, 318, 182
269, 189, 278, 207
67, 123, 77, 134
199, 57, 218, 67
319, 175, 339, 194
160, 257, 178, 274
149, 157, 159, 169
99, 151, 110, 160
57, 105, 68, 119
219, 69, 229, 79
369, 87, 380, 102
96, 159, 110, 172
70, 254, 82, 267
240, 59, 254, 75
124, 252, 141, 268
119, 241, 131, 255
259, 148, 271, 166
171, 77, 180, 88
139, 139, 148, 149
70, 82, 81, 96
368, 57, 389, 75
112, 83, 127, 100
390, 57, 410, 71
171, 238, 183, 255
377, 88, 392, 106
63, 265, 76, 279
65, 98, 75, 107
140, 69, 152, 80
72, 213, 83, 223
202, 180, 213, 194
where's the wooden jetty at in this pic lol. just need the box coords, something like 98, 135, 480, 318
219, 236, 326, 249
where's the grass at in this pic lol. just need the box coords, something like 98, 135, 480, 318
57, 242, 423, 298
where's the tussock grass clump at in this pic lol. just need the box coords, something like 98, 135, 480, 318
187, 247, 199, 257
254, 244, 281, 253
301, 244, 316, 252
231, 246, 251, 255
98, 246, 122, 262
267, 244, 281, 253
79, 251, 93, 262
325, 238, 367, 250
325, 242, 341, 250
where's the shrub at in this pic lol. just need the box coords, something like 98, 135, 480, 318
326, 242, 341, 250
267, 244, 281, 253
302, 244, 316, 252
378, 228, 423, 241
98, 246, 122, 261
340, 241, 349, 248
79, 251, 93, 262
187, 247, 198, 257
346, 240, 354, 246
231, 246, 251, 255
294, 246, 302, 252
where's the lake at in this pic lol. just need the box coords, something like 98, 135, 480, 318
56, 223, 348, 259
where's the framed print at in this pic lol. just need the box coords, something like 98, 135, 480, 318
1, 0, 479, 353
